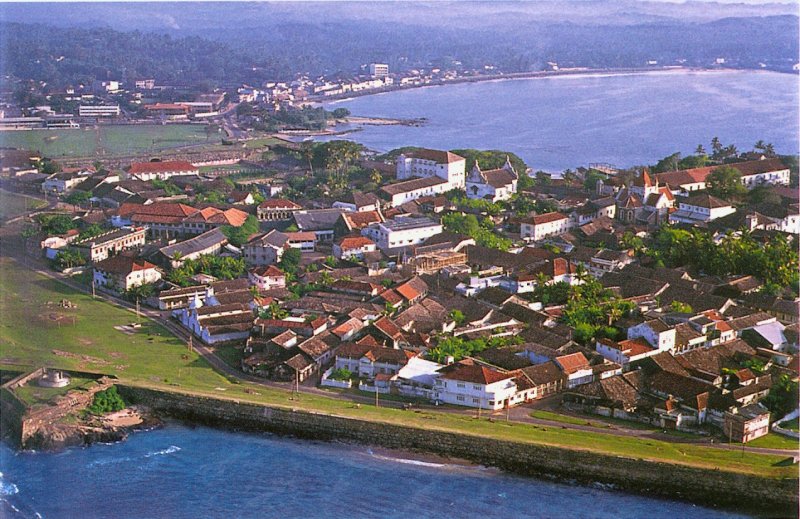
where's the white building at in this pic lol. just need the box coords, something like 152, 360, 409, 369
595, 338, 657, 368
465, 158, 518, 202
669, 193, 736, 225
248, 265, 286, 291
380, 176, 450, 207
362, 216, 443, 254
627, 319, 676, 352
92, 255, 161, 293
520, 212, 570, 241
128, 160, 198, 181
78, 105, 121, 117
433, 363, 519, 410
333, 236, 377, 260
395, 148, 466, 190
369, 63, 389, 78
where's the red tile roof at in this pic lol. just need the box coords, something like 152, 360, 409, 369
555, 352, 590, 374
94, 255, 157, 275
338, 236, 375, 249
251, 265, 284, 277
402, 149, 465, 164
529, 212, 568, 225
438, 362, 513, 385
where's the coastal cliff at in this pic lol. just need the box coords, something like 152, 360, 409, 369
120, 386, 798, 516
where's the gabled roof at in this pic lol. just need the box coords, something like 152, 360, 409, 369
338, 236, 375, 249
341, 210, 383, 230
381, 176, 447, 196
526, 212, 568, 225
437, 362, 513, 385
555, 352, 590, 374
94, 255, 158, 275
682, 193, 732, 209
251, 265, 285, 278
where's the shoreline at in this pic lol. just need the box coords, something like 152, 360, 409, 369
117, 385, 798, 516
312, 66, 791, 106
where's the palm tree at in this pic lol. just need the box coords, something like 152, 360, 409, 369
695, 144, 707, 156
535, 271, 550, 288
370, 169, 382, 185
299, 141, 314, 176
574, 263, 589, 284
763, 143, 776, 157
711, 137, 722, 156
607, 305, 623, 326
754, 140, 766, 152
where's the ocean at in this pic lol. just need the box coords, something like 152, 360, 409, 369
0, 422, 749, 519
321, 69, 799, 172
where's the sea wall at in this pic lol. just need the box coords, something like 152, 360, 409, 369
121, 386, 797, 516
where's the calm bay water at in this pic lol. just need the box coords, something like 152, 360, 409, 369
0, 422, 748, 519
322, 70, 799, 171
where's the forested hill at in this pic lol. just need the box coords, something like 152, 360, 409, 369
0, 23, 274, 87
1, 14, 798, 90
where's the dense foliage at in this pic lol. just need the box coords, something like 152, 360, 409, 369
86, 386, 126, 415
426, 335, 523, 364
167, 255, 247, 286
37, 214, 76, 235
762, 375, 799, 420
442, 213, 511, 251
645, 227, 798, 291
221, 215, 260, 248
560, 276, 635, 344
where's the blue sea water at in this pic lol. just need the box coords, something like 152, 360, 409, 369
322, 69, 799, 172
0, 423, 749, 519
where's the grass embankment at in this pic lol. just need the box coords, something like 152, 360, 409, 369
745, 434, 799, 450
0, 191, 46, 222
0, 125, 215, 158
0, 257, 796, 478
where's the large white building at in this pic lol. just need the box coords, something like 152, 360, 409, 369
395, 149, 466, 190
369, 63, 389, 78
433, 363, 519, 410
669, 193, 736, 224
362, 216, 443, 254
520, 212, 570, 241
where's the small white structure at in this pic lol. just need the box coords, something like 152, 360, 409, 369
362, 216, 443, 254
669, 193, 735, 224
38, 369, 70, 388
465, 158, 518, 202
520, 212, 570, 241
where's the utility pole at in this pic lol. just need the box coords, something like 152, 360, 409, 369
375, 381, 379, 408
187, 334, 193, 353
92, 278, 96, 299
136, 297, 140, 320
295, 370, 300, 401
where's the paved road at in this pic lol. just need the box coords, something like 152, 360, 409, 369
2, 230, 797, 457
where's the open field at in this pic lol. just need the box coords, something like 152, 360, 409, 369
0, 191, 46, 221
243, 136, 284, 149
0, 257, 796, 478
0, 125, 216, 158
782, 417, 799, 431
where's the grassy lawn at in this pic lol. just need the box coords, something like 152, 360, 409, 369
530, 410, 591, 426
0, 191, 46, 221
744, 433, 799, 450
213, 344, 244, 370
0, 125, 216, 158
13, 376, 98, 409
0, 256, 796, 478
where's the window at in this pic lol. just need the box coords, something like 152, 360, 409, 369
456, 395, 465, 402
457, 382, 465, 388
472, 384, 481, 390
472, 398, 480, 404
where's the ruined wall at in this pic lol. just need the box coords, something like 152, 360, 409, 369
121, 386, 798, 516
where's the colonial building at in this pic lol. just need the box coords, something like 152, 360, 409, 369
465, 158, 518, 202
669, 193, 736, 225
433, 362, 518, 410
128, 160, 198, 181
93, 255, 161, 293
362, 216, 443, 254
73, 227, 147, 263
520, 212, 570, 241
395, 148, 466, 190
248, 265, 286, 291
256, 199, 302, 221
243, 230, 289, 266
333, 236, 378, 260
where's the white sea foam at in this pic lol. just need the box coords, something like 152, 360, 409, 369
0, 472, 19, 497
144, 445, 181, 458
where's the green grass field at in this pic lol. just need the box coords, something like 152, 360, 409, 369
0, 256, 796, 478
0, 125, 216, 158
13, 375, 98, 409
745, 433, 799, 450
781, 417, 799, 431
0, 191, 46, 221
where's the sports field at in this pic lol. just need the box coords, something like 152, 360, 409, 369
0, 125, 216, 158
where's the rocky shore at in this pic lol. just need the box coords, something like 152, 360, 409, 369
20, 406, 162, 452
